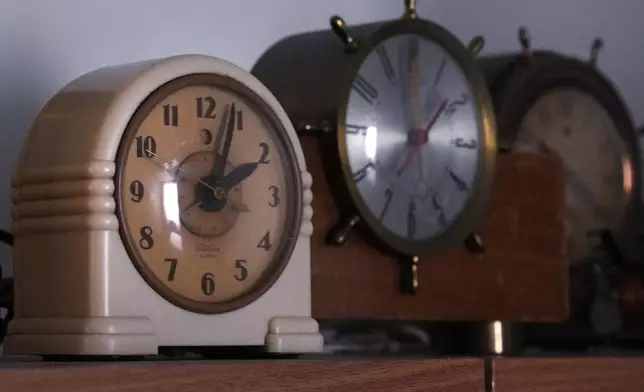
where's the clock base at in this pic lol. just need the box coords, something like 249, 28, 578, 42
4, 316, 323, 356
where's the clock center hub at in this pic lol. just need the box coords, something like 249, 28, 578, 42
213, 187, 226, 200
176, 150, 244, 238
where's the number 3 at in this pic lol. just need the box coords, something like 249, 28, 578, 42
268, 185, 280, 207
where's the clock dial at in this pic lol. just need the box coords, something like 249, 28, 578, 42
116, 75, 301, 313
514, 88, 632, 263
344, 34, 481, 243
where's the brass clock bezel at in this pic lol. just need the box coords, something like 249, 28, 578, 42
336, 17, 497, 256
114, 73, 303, 314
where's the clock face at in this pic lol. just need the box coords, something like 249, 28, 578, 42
514, 88, 632, 264
343, 33, 482, 249
115, 74, 302, 313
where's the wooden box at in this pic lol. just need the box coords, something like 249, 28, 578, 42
304, 136, 567, 322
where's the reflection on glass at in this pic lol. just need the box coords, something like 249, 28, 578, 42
623, 157, 632, 194
364, 126, 378, 160
163, 182, 182, 250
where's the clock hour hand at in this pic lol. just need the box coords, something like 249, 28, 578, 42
218, 162, 259, 190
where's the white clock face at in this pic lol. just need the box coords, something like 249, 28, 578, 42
514, 88, 632, 264
344, 34, 481, 241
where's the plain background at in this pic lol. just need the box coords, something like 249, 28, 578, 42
0, 0, 642, 278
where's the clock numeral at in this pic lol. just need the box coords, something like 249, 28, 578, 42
129, 180, 145, 202
352, 74, 378, 105
165, 258, 177, 281
432, 194, 447, 228
258, 142, 270, 164
346, 124, 368, 135
407, 199, 416, 238
235, 259, 248, 281
139, 226, 154, 250
353, 162, 375, 183
268, 185, 280, 207
196, 96, 217, 119
445, 93, 470, 117
236, 110, 244, 131
257, 231, 272, 251
380, 187, 394, 220
454, 137, 477, 149
163, 104, 179, 126
201, 272, 215, 295
376, 46, 396, 83
135, 136, 156, 158
448, 170, 468, 191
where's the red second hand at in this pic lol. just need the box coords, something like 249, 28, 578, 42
396, 99, 448, 176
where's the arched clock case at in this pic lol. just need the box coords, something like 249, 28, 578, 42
252, 3, 497, 295
7, 54, 323, 357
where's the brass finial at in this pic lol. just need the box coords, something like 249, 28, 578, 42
330, 15, 358, 53
590, 37, 603, 67
518, 26, 532, 58
468, 35, 485, 56
404, 0, 417, 18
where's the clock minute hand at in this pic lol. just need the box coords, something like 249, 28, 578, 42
211, 103, 236, 179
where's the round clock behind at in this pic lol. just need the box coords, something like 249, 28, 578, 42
6, 55, 323, 356
477, 29, 643, 266
252, 1, 496, 294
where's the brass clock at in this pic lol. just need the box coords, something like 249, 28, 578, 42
7, 54, 323, 356
252, 0, 497, 293
478, 28, 643, 266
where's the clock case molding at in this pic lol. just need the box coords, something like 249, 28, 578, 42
7, 55, 322, 356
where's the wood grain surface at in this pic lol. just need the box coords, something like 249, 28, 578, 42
493, 357, 644, 392
0, 358, 483, 392
305, 135, 567, 322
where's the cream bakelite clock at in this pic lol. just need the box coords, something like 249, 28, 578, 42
6, 54, 323, 356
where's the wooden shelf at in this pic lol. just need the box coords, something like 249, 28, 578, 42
492, 357, 644, 392
3, 356, 644, 391
0, 357, 483, 392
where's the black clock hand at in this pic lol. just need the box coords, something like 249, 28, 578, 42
209, 104, 229, 174
218, 162, 259, 190
211, 103, 236, 179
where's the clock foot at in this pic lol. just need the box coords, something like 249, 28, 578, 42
265, 316, 324, 354
398, 255, 419, 295
325, 213, 361, 245
464, 232, 486, 254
